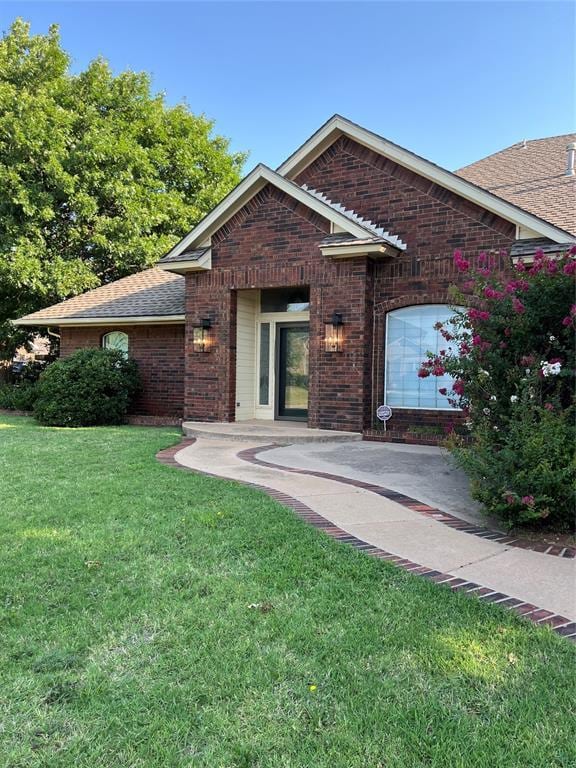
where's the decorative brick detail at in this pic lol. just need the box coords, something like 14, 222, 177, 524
156, 438, 575, 642
60, 324, 185, 418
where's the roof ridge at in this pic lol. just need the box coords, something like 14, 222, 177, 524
301, 184, 405, 248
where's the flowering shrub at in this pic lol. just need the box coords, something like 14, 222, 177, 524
420, 247, 576, 530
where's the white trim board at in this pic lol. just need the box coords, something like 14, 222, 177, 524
277, 115, 575, 245
14, 315, 186, 327
158, 164, 406, 266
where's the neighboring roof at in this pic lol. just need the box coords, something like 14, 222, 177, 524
456, 135, 576, 236
14, 268, 185, 326
276, 115, 575, 243
157, 163, 406, 267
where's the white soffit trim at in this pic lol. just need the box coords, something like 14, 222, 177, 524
14, 315, 186, 327
277, 115, 575, 245
160, 164, 404, 263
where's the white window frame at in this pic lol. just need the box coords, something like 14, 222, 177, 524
384, 304, 461, 411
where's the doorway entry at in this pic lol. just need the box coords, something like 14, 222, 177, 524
276, 323, 309, 420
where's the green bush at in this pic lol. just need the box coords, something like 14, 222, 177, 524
34, 348, 141, 427
0, 381, 38, 411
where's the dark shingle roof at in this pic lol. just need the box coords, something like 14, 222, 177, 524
157, 247, 209, 265
509, 238, 574, 259
456, 134, 576, 236
15, 268, 185, 324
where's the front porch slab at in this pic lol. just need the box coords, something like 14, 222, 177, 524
182, 420, 362, 444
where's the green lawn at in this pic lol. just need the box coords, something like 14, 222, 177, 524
0, 415, 574, 768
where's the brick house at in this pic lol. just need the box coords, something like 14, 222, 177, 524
15, 117, 575, 438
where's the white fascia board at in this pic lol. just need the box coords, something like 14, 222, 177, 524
277, 116, 575, 245
319, 243, 396, 258
159, 164, 384, 263
14, 315, 185, 327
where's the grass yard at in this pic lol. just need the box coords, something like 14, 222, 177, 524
0, 415, 574, 768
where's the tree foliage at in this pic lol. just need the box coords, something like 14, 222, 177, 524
420, 247, 576, 530
0, 19, 246, 356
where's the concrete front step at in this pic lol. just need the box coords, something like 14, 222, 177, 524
182, 420, 362, 444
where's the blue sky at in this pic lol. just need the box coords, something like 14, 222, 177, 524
3, 2, 575, 173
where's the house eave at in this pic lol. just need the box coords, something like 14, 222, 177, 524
13, 314, 186, 327
319, 242, 400, 259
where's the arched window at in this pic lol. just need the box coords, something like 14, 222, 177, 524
102, 331, 129, 358
385, 305, 460, 410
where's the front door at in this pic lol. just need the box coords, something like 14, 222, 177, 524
276, 324, 309, 420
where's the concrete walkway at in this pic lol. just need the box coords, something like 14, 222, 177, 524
172, 438, 576, 627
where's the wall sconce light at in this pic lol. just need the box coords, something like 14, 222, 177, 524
324, 311, 344, 352
192, 317, 212, 353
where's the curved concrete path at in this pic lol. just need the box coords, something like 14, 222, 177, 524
170, 438, 576, 635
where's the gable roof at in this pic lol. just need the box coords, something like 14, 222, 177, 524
14, 268, 185, 326
456, 134, 576, 236
276, 115, 575, 243
157, 163, 406, 268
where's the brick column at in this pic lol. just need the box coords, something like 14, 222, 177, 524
184, 275, 236, 422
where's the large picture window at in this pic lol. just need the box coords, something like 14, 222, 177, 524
385, 305, 459, 410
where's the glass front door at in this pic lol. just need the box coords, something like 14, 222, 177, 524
277, 324, 309, 420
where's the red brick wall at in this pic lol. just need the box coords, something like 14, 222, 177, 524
60, 324, 185, 418
294, 136, 516, 437
183, 185, 376, 431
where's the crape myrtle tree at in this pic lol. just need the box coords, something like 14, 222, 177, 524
419, 247, 576, 531
0, 19, 246, 357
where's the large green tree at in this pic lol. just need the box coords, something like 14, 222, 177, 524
0, 19, 246, 356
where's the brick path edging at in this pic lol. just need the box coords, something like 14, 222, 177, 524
238, 446, 575, 560
156, 439, 576, 643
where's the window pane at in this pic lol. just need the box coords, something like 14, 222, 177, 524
102, 331, 129, 357
261, 287, 310, 313
258, 323, 270, 405
385, 305, 460, 409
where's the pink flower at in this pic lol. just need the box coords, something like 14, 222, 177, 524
521, 495, 535, 507
472, 334, 483, 347
417, 368, 430, 378
499, 341, 507, 349
512, 298, 525, 314
562, 316, 572, 326
432, 364, 446, 376
477, 268, 491, 277
534, 249, 545, 260
459, 342, 471, 354
505, 495, 515, 505
544, 402, 554, 411
514, 260, 526, 272
546, 260, 558, 274
463, 280, 475, 292
468, 308, 490, 321
570, 304, 576, 316
453, 250, 470, 272
452, 379, 465, 396
569, 245, 576, 256
563, 260, 576, 275
438, 387, 447, 396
